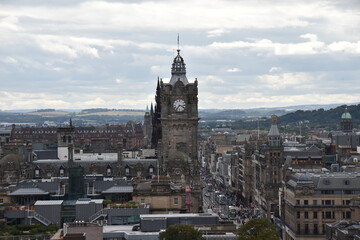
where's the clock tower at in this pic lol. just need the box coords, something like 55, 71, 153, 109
152, 49, 201, 211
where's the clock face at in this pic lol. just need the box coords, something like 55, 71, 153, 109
173, 99, 186, 112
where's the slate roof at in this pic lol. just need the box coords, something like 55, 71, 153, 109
34, 150, 58, 160
9, 181, 60, 194
9, 187, 49, 196
288, 171, 360, 190
35, 200, 63, 206
268, 124, 280, 136
102, 186, 133, 193
93, 179, 129, 191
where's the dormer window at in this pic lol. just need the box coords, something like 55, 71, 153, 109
59, 168, 65, 177
125, 166, 130, 176
149, 166, 154, 175
107, 167, 112, 176
35, 169, 40, 178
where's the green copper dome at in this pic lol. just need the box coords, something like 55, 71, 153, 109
341, 107, 352, 119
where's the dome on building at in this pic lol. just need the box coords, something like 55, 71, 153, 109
268, 115, 280, 136
341, 107, 352, 119
169, 49, 189, 86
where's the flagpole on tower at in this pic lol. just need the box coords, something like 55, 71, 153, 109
177, 33, 179, 50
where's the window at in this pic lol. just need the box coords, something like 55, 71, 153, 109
305, 224, 309, 234
296, 200, 300, 205
35, 169, 40, 177
304, 200, 308, 205
323, 211, 333, 219
343, 200, 351, 205
297, 212, 300, 219
321, 190, 334, 194
297, 224, 301, 234
62, 136, 66, 143
107, 168, 112, 176
344, 190, 352, 194
149, 167, 154, 175
314, 224, 318, 234
304, 211, 309, 219
173, 198, 179, 205
68, 136, 72, 143
313, 200, 318, 206
140, 199, 145, 204
125, 167, 130, 176
322, 200, 333, 205
343, 211, 351, 219
313, 212, 318, 219
59, 168, 65, 177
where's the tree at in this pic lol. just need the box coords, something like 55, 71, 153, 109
159, 225, 205, 240
237, 218, 279, 240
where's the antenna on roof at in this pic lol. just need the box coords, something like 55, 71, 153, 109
177, 33, 180, 50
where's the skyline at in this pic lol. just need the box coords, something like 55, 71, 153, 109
1, 0, 360, 110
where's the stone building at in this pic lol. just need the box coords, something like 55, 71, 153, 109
331, 107, 359, 163
143, 105, 152, 148
252, 115, 284, 218
10, 121, 144, 151
150, 49, 202, 212
340, 107, 353, 133
132, 176, 186, 214
283, 171, 360, 240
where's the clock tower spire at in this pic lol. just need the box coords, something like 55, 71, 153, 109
152, 44, 201, 211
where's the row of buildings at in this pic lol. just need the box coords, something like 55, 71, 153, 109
199, 108, 360, 239
0, 48, 212, 239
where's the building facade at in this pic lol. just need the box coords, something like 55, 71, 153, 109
151, 49, 201, 212
283, 172, 360, 240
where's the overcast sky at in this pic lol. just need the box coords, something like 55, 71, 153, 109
0, 0, 359, 110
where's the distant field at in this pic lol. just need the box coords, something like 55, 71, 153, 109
25, 111, 70, 116
79, 111, 144, 116
24, 110, 144, 117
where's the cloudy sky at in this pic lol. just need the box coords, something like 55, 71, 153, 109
1, 0, 359, 110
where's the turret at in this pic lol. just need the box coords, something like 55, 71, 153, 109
341, 106, 352, 133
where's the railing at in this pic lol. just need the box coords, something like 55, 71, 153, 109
87, 187, 101, 196
88, 208, 107, 223
51, 187, 65, 196
27, 211, 51, 226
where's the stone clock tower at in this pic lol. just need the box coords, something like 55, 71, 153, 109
152, 49, 201, 211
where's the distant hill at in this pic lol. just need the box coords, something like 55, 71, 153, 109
278, 104, 360, 129
1, 103, 359, 128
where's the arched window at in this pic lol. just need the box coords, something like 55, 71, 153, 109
62, 136, 66, 143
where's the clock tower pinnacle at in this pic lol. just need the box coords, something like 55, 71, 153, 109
151, 47, 201, 211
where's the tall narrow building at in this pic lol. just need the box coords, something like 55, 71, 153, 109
265, 115, 283, 216
152, 49, 201, 211
340, 106, 352, 133
143, 105, 152, 148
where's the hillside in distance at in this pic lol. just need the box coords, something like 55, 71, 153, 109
278, 104, 360, 129
0, 103, 357, 128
